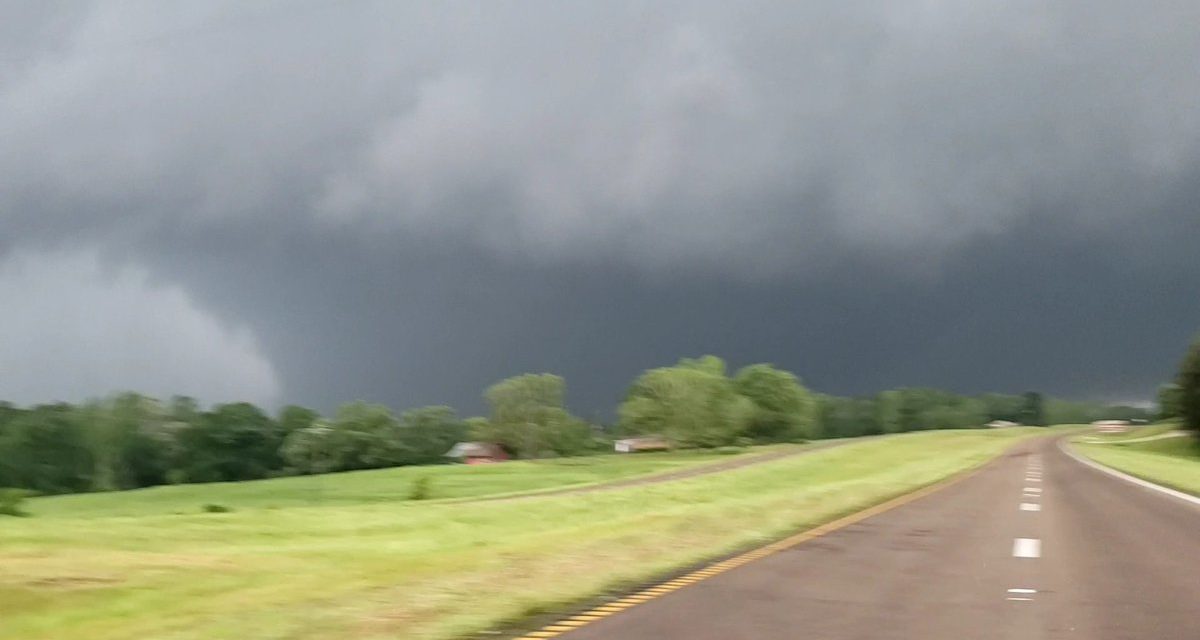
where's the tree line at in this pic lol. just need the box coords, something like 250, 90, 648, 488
0, 355, 1151, 496
1158, 336, 1200, 436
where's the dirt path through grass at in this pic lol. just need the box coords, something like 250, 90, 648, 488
481, 437, 866, 502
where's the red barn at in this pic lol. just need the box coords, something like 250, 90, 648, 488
445, 442, 510, 464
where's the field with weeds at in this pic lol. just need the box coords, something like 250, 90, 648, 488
0, 429, 1041, 640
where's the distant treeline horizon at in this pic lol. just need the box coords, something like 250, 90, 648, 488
0, 355, 1156, 497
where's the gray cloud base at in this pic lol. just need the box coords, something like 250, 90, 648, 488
1, 1, 1197, 411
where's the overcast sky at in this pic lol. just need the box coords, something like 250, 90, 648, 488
2, 0, 1198, 415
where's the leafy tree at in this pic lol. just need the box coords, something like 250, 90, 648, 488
678, 355, 728, 375
1157, 383, 1183, 421
390, 406, 469, 465
278, 405, 320, 437
177, 402, 279, 482
733, 364, 816, 442
90, 393, 174, 490
1175, 338, 1200, 434
476, 374, 592, 457
619, 357, 753, 448
1019, 392, 1046, 426
327, 402, 402, 469
281, 420, 352, 474
167, 396, 201, 424
875, 391, 903, 433
815, 395, 880, 438
980, 393, 1024, 423
0, 405, 93, 494
0, 402, 20, 432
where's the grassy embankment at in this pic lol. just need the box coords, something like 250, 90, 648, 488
1076, 421, 1181, 443
1, 428, 1040, 640
1074, 422, 1200, 496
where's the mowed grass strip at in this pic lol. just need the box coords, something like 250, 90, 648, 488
1076, 432, 1200, 496
0, 429, 1038, 640
22, 448, 778, 519
1077, 421, 1181, 443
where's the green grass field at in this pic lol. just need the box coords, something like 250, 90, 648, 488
1075, 428, 1200, 496
21, 447, 785, 519
1076, 421, 1181, 443
0, 429, 1041, 640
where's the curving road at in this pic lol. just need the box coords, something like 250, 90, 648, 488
519, 436, 1200, 639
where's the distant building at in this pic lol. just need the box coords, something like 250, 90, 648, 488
445, 442, 510, 464
986, 420, 1021, 428
1092, 420, 1131, 434
614, 436, 672, 453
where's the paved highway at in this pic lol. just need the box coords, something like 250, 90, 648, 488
521, 437, 1200, 639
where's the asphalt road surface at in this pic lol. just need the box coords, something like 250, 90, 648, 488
533, 437, 1200, 640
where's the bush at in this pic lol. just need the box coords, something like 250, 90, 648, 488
407, 476, 433, 501
0, 489, 32, 517
202, 503, 232, 513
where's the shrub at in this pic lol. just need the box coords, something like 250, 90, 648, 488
202, 503, 232, 513
0, 489, 32, 517
407, 476, 433, 501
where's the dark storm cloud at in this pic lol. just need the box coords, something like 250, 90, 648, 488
1, 1, 1198, 410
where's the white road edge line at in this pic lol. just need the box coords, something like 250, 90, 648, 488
1013, 538, 1041, 558
1019, 503, 1040, 511
1058, 438, 1200, 508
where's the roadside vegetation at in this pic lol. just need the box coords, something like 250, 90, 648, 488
1075, 433, 1200, 496
0, 428, 1040, 640
0, 355, 1144, 501
1075, 333, 1200, 495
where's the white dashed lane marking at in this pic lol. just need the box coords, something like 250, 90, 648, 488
1008, 585, 1036, 600
1013, 538, 1041, 558
1020, 503, 1040, 511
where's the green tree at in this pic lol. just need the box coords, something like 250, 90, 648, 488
177, 402, 279, 482
1019, 392, 1046, 426
476, 374, 591, 457
1175, 338, 1200, 434
980, 393, 1024, 423
875, 391, 903, 433
389, 406, 469, 465
0, 402, 20, 432
815, 395, 879, 438
327, 402, 402, 468
1157, 383, 1183, 421
733, 364, 816, 442
278, 405, 320, 437
619, 357, 753, 448
281, 420, 352, 474
0, 404, 93, 494
91, 393, 173, 490
167, 396, 201, 425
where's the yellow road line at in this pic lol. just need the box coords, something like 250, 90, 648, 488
511, 447, 1012, 640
